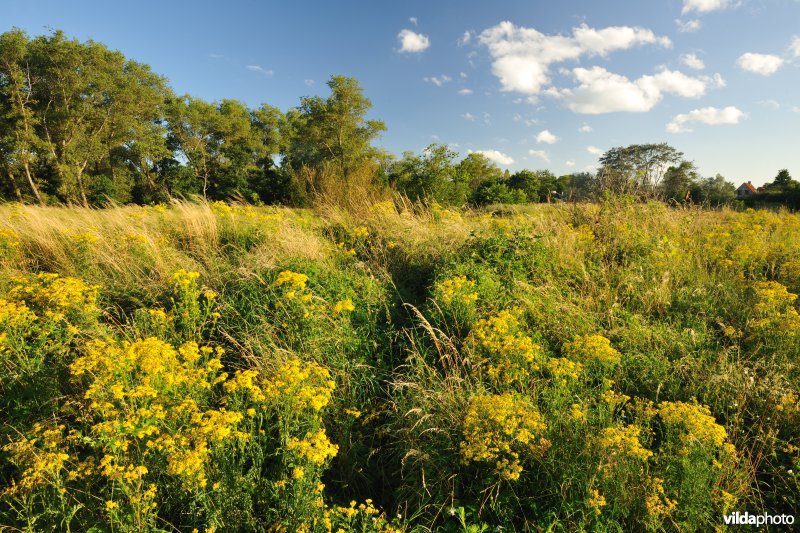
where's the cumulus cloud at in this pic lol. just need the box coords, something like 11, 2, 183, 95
409, 17, 418, 26
528, 150, 551, 163
682, 0, 731, 14
791, 37, 800, 58
578, 123, 593, 133
246, 65, 274, 76
549, 66, 712, 114
304, 79, 315, 86
737, 53, 784, 75
469, 149, 515, 165
666, 106, 745, 133
398, 29, 430, 53
478, 21, 671, 95
462, 113, 476, 121
565, 160, 576, 167
424, 75, 452, 86
681, 53, 705, 70
675, 19, 702, 33
459, 31, 473, 46
458, 88, 473, 95
587, 146, 604, 155
536, 129, 559, 144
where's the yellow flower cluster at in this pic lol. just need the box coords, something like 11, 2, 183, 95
2, 424, 72, 493
460, 392, 549, 481
170, 269, 201, 291
286, 429, 339, 465
0, 299, 37, 329
586, 489, 606, 516
598, 425, 653, 463
333, 299, 355, 314
0, 227, 20, 249
274, 270, 309, 290
546, 357, 583, 386
645, 477, 677, 519
657, 401, 729, 451
470, 309, 543, 385
262, 359, 336, 413
70, 337, 242, 490
749, 281, 800, 337
563, 335, 621, 366
435, 275, 478, 306
10, 273, 99, 317
352, 226, 370, 238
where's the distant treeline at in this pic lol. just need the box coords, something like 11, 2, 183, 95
1, 29, 796, 208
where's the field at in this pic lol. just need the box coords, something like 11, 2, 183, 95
1, 199, 799, 531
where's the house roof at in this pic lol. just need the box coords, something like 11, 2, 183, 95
738, 181, 757, 193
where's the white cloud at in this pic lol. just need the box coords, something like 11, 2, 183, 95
398, 29, 430, 53
565, 160, 576, 167
737, 53, 784, 75
793, 106, 800, 113
550, 67, 711, 114
681, 53, 705, 70
459, 31, 473, 46
469, 149, 515, 165
757, 99, 780, 110
578, 123, 593, 133
675, 19, 702, 33
409, 17, 418, 26
666, 106, 745, 133
462, 113, 476, 121
536, 129, 559, 144
424, 75, 452, 86
682, 0, 730, 15
587, 146, 604, 155
304, 79, 315, 86
458, 88, 473, 95
246, 65, 273, 76
528, 150, 551, 163
791, 37, 800, 58
478, 21, 671, 95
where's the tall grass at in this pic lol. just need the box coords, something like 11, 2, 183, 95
1, 199, 799, 531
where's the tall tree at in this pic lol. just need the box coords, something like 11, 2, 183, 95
661, 161, 700, 202
0, 29, 45, 203
597, 143, 683, 196
284, 75, 386, 196
22, 31, 170, 206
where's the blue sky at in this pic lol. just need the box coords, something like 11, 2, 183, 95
2, 0, 799, 185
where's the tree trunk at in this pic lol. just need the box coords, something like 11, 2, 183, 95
7, 170, 24, 201
76, 162, 89, 207
22, 161, 44, 205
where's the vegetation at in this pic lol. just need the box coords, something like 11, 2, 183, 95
4, 28, 796, 211
1, 199, 799, 531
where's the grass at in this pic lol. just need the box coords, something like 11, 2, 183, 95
0, 198, 798, 531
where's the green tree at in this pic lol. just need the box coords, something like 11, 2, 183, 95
25, 31, 170, 206
597, 143, 683, 196
661, 161, 700, 203
284, 75, 386, 199
390, 144, 459, 204
0, 29, 46, 204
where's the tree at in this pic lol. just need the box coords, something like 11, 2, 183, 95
661, 161, 700, 202
597, 143, 683, 196
692, 174, 735, 206
0, 29, 46, 203
390, 144, 458, 204
284, 76, 386, 199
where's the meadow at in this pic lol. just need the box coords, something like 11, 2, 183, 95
0, 199, 798, 532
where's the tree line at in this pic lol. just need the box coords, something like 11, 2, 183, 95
1, 29, 794, 208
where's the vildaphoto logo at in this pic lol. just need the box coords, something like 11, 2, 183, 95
724, 511, 795, 527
